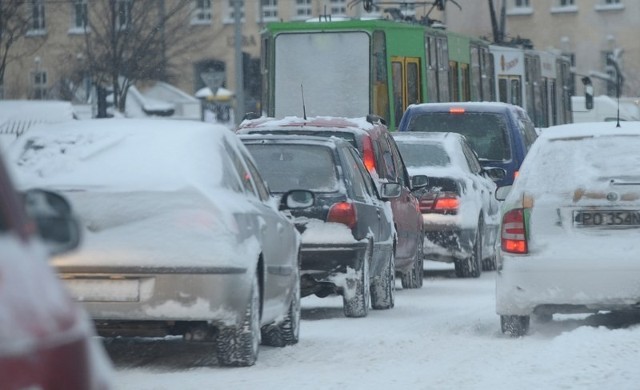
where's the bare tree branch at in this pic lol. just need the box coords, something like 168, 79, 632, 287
77, 0, 198, 112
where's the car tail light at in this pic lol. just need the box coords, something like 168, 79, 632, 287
501, 208, 528, 254
449, 107, 466, 114
514, 170, 519, 180
362, 136, 376, 173
327, 201, 357, 229
419, 192, 459, 215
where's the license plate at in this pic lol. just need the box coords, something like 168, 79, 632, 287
573, 210, 640, 227
64, 278, 141, 302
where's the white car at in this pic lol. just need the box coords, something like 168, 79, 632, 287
496, 121, 640, 336
394, 132, 504, 278
8, 119, 312, 366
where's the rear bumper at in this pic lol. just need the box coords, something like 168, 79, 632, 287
423, 225, 475, 262
299, 241, 369, 297
496, 254, 640, 316
58, 266, 252, 329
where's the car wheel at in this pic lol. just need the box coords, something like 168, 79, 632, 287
371, 248, 395, 310
401, 238, 424, 289
217, 271, 261, 366
482, 253, 497, 271
261, 267, 301, 347
454, 221, 483, 278
501, 315, 530, 337
343, 242, 371, 318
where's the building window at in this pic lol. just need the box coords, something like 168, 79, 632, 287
551, 0, 577, 13
192, 0, 212, 24
224, 0, 245, 23
31, 70, 48, 99
508, 0, 532, 15
294, 0, 312, 19
330, 0, 347, 16
117, 0, 132, 29
398, 0, 416, 18
28, 0, 46, 34
71, 0, 88, 32
260, 0, 278, 22
595, 0, 624, 11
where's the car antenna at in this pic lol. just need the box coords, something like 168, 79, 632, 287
301, 84, 307, 120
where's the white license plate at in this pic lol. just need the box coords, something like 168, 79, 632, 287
64, 278, 140, 302
573, 210, 640, 227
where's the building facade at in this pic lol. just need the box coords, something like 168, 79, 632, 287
2, 0, 636, 114
2, 1, 448, 108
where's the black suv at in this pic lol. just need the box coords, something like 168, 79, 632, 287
238, 116, 427, 289
241, 134, 400, 318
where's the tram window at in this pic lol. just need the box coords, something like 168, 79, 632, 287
407, 61, 420, 105
372, 31, 390, 125
510, 79, 521, 106
449, 61, 459, 102
498, 79, 508, 103
460, 63, 470, 101
392, 61, 404, 126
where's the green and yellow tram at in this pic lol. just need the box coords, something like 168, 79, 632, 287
260, 19, 494, 130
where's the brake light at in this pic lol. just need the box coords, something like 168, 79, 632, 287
449, 107, 466, 114
327, 202, 357, 229
501, 208, 528, 254
433, 196, 459, 211
514, 170, 519, 179
419, 192, 459, 214
362, 136, 376, 173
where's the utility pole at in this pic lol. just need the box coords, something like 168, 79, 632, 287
234, 0, 245, 124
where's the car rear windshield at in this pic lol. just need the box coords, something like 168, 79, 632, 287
405, 112, 510, 161
394, 141, 450, 168
249, 130, 357, 149
521, 135, 640, 194
245, 144, 339, 193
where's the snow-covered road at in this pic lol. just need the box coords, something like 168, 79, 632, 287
108, 263, 640, 389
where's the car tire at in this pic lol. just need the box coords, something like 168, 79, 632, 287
343, 243, 371, 318
454, 221, 483, 278
371, 248, 395, 310
261, 266, 301, 347
401, 238, 424, 289
217, 272, 261, 366
501, 315, 530, 337
482, 253, 497, 271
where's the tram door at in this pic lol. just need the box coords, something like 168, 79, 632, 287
391, 57, 422, 128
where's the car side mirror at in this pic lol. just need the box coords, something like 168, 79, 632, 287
22, 189, 81, 256
495, 185, 512, 201
380, 182, 402, 199
410, 175, 429, 190
483, 167, 507, 182
279, 189, 315, 210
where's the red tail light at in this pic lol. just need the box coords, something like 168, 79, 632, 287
501, 208, 528, 254
362, 136, 376, 173
327, 202, 357, 229
419, 192, 459, 214
449, 107, 466, 114
514, 170, 519, 180
433, 196, 459, 211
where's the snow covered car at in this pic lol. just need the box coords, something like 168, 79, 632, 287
393, 132, 504, 278
7, 119, 311, 367
241, 134, 399, 318
0, 150, 112, 388
496, 121, 640, 337
237, 115, 427, 289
